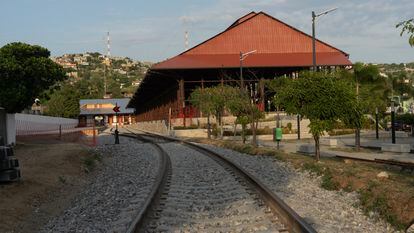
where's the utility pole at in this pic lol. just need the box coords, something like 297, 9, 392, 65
103, 31, 111, 98
239, 50, 257, 88
184, 30, 189, 50
311, 8, 337, 71
312, 11, 316, 71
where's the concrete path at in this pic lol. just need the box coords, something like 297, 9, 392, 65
259, 138, 414, 164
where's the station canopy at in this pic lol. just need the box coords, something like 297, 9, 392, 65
129, 11, 352, 112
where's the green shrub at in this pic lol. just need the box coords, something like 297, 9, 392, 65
328, 129, 355, 136
302, 162, 324, 176
321, 171, 340, 190
173, 124, 199, 130
287, 122, 292, 132
81, 153, 102, 173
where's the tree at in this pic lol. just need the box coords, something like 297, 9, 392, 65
45, 84, 80, 118
225, 87, 264, 145
0, 42, 65, 113
190, 87, 216, 139
274, 71, 361, 160
190, 86, 230, 139
397, 19, 414, 46
352, 62, 381, 150
396, 113, 414, 136
190, 85, 264, 143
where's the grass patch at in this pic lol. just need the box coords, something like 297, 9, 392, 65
81, 152, 102, 173
58, 175, 66, 184
302, 162, 325, 176
321, 170, 340, 191
359, 181, 405, 230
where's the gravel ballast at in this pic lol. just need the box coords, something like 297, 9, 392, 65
145, 142, 285, 232
198, 143, 398, 233
40, 136, 159, 233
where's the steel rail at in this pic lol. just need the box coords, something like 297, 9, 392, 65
126, 129, 317, 233
118, 133, 172, 233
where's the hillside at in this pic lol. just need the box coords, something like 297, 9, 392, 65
52, 52, 151, 98
376, 62, 414, 78
39, 53, 151, 118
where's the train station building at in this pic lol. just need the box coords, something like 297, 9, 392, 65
128, 11, 352, 125
78, 98, 135, 127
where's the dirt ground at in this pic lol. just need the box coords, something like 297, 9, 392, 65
0, 139, 97, 233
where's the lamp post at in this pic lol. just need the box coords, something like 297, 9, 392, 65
312, 8, 338, 71
240, 50, 257, 88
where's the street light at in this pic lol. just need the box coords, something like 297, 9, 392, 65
312, 7, 338, 71
240, 50, 257, 88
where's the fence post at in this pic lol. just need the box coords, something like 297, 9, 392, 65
297, 114, 301, 140
59, 124, 62, 140
92, 121, 96, 146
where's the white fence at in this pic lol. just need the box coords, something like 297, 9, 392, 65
15, 113, 78, 136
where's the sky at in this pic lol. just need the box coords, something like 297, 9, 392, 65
1, 0, 413, 64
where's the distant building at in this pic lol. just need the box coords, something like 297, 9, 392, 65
78, 98, 135, 127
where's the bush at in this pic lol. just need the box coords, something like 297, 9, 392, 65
328, 129, 355, 136
321, 171, 340, 190
173, 125, 199, 130
81, 153, 102, 173
287, 122, 292, 132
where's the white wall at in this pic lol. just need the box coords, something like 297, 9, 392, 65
6, 114, 16, 145
15, 113, 78, 136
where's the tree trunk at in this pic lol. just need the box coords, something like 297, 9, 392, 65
355, 128, 360, 151
314, 134, 320, 161
251, 123, 256, 147
207, 114, 211, 139
251, 119, 258, 147
219, 111, 224, 139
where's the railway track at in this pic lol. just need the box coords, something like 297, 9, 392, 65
120, 129, 316, 233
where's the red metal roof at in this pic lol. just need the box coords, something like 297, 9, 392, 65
153, 11, 351, 70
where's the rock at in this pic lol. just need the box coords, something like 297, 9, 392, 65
407, 223, 414, 233
344, 159, 353, 164
377, 171, 389, 179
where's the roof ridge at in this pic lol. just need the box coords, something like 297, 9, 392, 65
177, 11, 261, 57
257, 11, 349, 57
226, 11, 258, 30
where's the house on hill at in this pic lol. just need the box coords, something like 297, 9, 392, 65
78, 98, 135, 127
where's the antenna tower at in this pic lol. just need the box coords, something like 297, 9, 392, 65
185, 30, 189, 50
107, 31, 111, 57
103, 31, 111, 98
